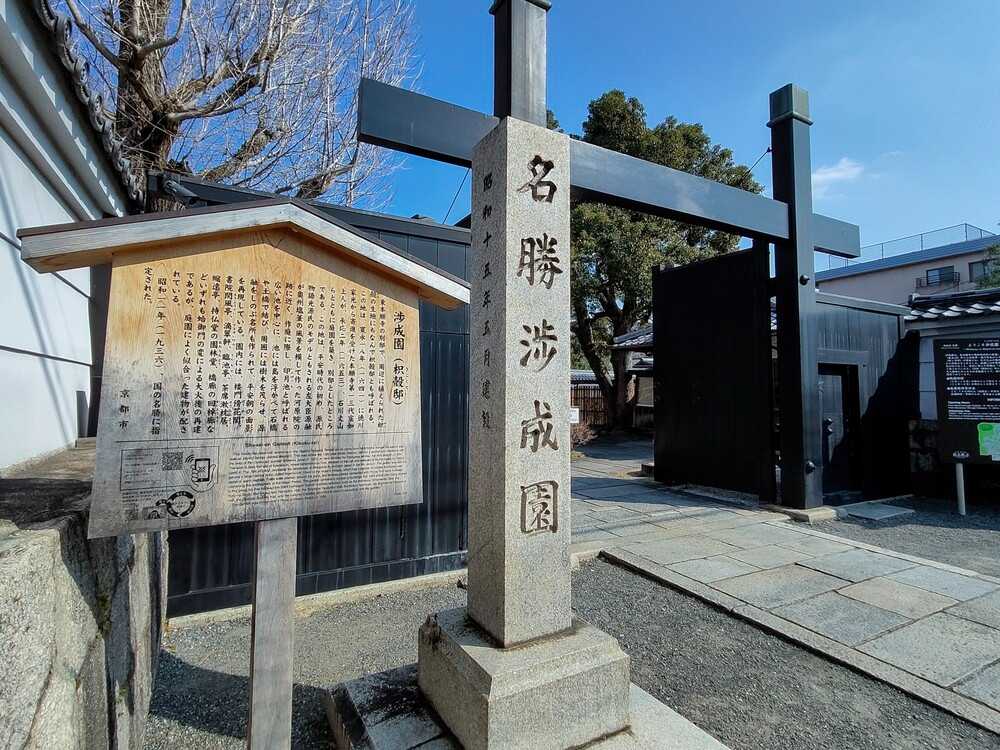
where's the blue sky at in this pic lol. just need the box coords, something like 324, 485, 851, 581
381, 1, 1000, 267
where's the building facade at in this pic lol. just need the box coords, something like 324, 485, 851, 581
1, 0, 140, 470
816, 229, 998, 306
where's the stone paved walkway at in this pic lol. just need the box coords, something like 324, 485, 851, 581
570, 439, 1000, 735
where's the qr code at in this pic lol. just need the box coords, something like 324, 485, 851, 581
162, 451, 184, 471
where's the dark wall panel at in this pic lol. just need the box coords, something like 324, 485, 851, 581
167, 215, 471, 616
815, 302, 917, 498
653, 248, 774, 496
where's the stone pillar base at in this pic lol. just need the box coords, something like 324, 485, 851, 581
417, 607, 631, 750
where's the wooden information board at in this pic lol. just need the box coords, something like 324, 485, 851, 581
18, 199, 469, 749
88, 228, 422, 537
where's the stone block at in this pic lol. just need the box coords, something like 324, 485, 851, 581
949, 590, 1000, 630
624, 536, 741, 566
327, 669, 730, 750
727, 545, 813, 569
705, 523, 805, 550
888, 566, 999, 602
776, 535, 852, 556
571, 477, 635, 492
0, 452, 167, 749
772, 592, 909, 646
712, 565, 845, 609
842, 502, 914, 521
859, 613, 1000, 686
955, 662, 1000, 711
588, 507, 643, 522
798, 548, 917, 582
604, 522, 675, 539
839, 577, 957, 619
667, 556, 759, 584
418, 607, 630, 750
326, 664, 459, 749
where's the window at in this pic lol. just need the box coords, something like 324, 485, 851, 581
925, 266, 956, 286
971, 260, 996, 281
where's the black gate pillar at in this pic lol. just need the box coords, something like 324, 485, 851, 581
768, 84, 823, 509
490, 0, 549, 125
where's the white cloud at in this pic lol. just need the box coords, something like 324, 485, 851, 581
812, 157, 864, 199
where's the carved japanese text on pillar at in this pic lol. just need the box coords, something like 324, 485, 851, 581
521, 480, 559, 533
516, 153, 564, 536
480, 170, 496, 432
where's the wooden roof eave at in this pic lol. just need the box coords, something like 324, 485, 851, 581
17, 199, 470, 310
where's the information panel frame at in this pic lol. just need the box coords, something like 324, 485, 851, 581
88, 227, 424, 537
933, 337, 1000, 465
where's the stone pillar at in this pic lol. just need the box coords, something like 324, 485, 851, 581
467, 117, 572, 646
418, 117, 630, 750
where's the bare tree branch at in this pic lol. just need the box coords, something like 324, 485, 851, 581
133, 0, 190, 60
63, 0, 419, 207
63, 0, 124, 68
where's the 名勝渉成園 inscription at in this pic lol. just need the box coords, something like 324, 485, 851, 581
517, 155, 557, 203
517, 233, 563, 289
521, 480, 559, 534
520, 318, 557, 371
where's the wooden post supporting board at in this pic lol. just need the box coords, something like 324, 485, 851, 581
248, 517, 298, 749
955, 463, 967, 517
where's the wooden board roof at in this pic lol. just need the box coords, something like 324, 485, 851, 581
17, 198, 470, 310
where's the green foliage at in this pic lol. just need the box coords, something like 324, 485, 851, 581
977, 245, 1000, 289
546, 109, 563, 133
563, 90, 763, 424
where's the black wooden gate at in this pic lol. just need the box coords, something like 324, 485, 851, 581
653, 247, 776, 499
162, 180, 472, 615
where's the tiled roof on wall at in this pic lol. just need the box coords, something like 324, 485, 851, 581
32, 0, 144, 203
905, 288, 1000, 322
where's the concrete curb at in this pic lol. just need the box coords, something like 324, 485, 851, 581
600, 547, 1000, 737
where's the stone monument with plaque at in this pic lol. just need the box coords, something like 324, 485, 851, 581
17, 198, 469, 748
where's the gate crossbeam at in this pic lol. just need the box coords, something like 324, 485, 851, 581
358, 78, 860, 258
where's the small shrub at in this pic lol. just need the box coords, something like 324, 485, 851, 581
571, 422, 597, 448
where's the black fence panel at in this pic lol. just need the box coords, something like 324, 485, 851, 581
570, 383, 609, 427
653, 248, 775, 497
166, 208, 471, 616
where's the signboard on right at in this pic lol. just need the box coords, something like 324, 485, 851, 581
933, 338, 1000, 463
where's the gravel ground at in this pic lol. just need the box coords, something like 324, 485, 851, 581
811, 496, 1000, 578
573, 559, 999, 750
146, 560, 999, 749
145, 584, 466, 749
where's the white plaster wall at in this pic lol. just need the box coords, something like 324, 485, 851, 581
0, 0, 128, 469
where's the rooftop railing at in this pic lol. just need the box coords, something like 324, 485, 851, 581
825, 223, 996, 270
